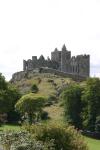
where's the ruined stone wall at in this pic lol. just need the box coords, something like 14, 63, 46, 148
70, 55, 90, 77
23, 56, 60, 72
23, 45, 90, 78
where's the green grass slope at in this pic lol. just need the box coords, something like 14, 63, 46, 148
85, 137, 100, 150
13, 73, 74, 96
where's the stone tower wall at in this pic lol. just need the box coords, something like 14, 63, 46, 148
76, 55, 90, 76
51, 48, 61, 63
61, 45, 71, 72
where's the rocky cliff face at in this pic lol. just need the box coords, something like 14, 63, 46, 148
10, 67, 87, 83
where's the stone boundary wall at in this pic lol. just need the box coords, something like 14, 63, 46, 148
11, 67, 87, 83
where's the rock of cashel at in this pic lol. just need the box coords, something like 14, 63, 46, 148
11, 44, 90, 82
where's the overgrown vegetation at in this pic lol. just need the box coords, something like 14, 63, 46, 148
61, 78, 100, 132
0, 123, 88, 150
21, 123, 88, 150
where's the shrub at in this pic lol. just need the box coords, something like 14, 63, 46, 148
0, 130, 55, 150
47, 79, 54, 83
48, 95, 57, 102
40, 111, 49, 120
24, 123, 88, 150
45, 95, 57, 106
31, 84, 38, 93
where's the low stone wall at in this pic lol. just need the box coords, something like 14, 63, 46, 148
11, 67, 87, 83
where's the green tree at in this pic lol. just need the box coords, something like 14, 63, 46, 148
6, 85, 21, 123
0, 73, 7, 90
0, 85, 21, 113
82, 78, 100, 131
15, 93, 46, 124
61, 84, 83, 129
0, 73, 21, 123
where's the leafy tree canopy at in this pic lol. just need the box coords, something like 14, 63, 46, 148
0, 73, 21, 120
82, 78, 100, 131
61, 84, 83, 129
15, 93, 46, 124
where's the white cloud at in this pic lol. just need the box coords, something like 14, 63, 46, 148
0, 0, 100, 80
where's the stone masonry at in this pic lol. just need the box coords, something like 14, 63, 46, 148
23, 44, 90, 77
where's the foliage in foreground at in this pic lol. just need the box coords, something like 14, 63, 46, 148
0, 130, 55, 150
24, 123, 88, 150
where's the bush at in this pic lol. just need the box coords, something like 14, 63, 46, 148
24, 123, 88, 150
0, 130, 55, 150
31, 84, 38, 93
40, 111, 49, 120
48, 95, 57, 102
47, 79, 54, 83
45, 95, 57, 106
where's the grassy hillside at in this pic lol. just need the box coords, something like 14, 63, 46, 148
13, 73, 74, 96
9, 74, 100, 150
44, 103, 64, 122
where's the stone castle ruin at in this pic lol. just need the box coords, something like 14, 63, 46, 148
23, 44, 90, 77
11, 44, 90, 82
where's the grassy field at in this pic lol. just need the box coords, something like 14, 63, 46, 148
85, 137, 100, 150
0, 124, 20, 131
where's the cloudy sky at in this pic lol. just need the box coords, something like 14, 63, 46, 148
0, 0, 100, 80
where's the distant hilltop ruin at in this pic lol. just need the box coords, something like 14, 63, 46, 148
11, 44, 90, 82
23, 44, 90, 77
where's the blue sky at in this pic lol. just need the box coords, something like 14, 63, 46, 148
0, 0, 100, 80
